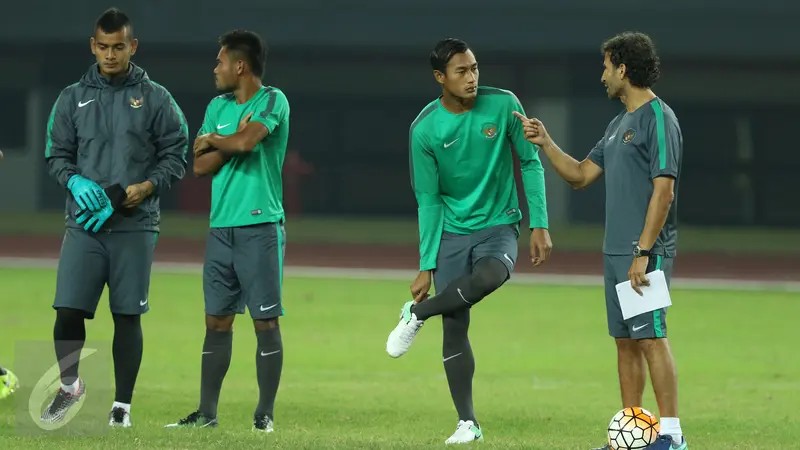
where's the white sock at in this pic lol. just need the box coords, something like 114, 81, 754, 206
660, 417, 683, 444
112, 402, 131, 413
61, 379, 80, 394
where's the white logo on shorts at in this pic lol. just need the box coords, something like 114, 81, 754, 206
503, 253, 514, 265
632, 323, 649, 332
140, 298, 148, 306
260, 303, 278, 312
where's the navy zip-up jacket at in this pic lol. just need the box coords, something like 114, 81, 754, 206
45, 62, 188, 232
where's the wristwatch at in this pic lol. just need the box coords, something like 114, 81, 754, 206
633, 245, 651, 258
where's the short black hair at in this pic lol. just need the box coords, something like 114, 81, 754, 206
430, 38, 471, 73
601, 31, 661, 88
95, 8, 133, 38
219, 30, 268, 78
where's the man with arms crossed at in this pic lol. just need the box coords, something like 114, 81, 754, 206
42, 7, 188, 427
385, 38, 552, 445
166, 30, 289, 433
514, 32, 686, 450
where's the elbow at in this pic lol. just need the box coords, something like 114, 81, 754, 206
233, 135, 258, 153
661, 190, 675, 206
240, 140, 257, 153
193, 164, 209, 177
568, 178, 589, 190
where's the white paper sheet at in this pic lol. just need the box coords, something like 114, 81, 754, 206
615, 270, 673, 320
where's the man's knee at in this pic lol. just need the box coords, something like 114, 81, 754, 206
471, 257, 509, 295
635, 337, 668, 356
54, 307, 88, 341
206, 314, 235, 332
615, 337, 641, 354
112, 313, 142, 332
56, 307, 89, 324
253, 317, 279, 332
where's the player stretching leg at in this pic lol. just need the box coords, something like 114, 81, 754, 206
42, 8, 188, 427
514, 32, 686, 450
165, 30, 289, 433
385, 38, 552, 445
0, 366, 19, 400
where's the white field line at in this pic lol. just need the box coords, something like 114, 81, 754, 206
1, 257, 799, 292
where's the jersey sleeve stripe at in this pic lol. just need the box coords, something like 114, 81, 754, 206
261, 90, 277, 119
650, 100, 667, 170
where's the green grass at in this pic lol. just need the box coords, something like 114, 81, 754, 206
2, 212, 800, 253
0, 268, 799, 449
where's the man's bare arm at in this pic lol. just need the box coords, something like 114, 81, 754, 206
193, 150, 230, 177
513, 112, 604, 189
539, 140, 604, 189
637, 176, 675, 250
208, 122, 269, 155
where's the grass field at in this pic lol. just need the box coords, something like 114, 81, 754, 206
2, 212, 800, 253
0, 268, 799, 449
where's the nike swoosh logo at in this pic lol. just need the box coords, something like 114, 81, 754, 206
632, 324, 649, 332
443, 352, 462, 362
78, 100, 95, 107
503, 253, 514, 265
202, 351, 213, 355
444, 138, 459, 148
457, 288, 472, 305
260, 350, 281, 357
260, 304, 278, 312
140, 299, 148, 306
217, 123, 231, 129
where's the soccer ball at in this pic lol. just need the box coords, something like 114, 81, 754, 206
607, 407, 660, 450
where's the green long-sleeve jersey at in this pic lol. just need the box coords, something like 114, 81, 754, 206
409, 86, 548, 271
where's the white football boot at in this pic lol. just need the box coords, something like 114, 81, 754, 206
385, 301, 424, 358
109, 407, 132, 428
445, 420, 484, 444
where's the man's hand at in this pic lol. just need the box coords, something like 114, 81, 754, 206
67, 175, 107, 212
193, 134, 213, 157
628, 256, 650, 296
512, 112, 551, 147
122, 181, 154, 208
410, 270, 433, 303
237, 112, 253, 132
76, 204, 114, 233
530, 228, 553, 267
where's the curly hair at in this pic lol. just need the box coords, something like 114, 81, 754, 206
601, 32, 660, 88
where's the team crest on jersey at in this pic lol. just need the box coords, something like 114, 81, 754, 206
129, 97, 143, 109
622, 128, 635, 145
481, 122, 498, 139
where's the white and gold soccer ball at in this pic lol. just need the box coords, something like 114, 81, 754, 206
607, 407, 660, 450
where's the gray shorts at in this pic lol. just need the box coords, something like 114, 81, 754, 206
203, 222, 285, 320
433, 224, 519, 293
604, 254, 675, 339
53, 229, 158, 319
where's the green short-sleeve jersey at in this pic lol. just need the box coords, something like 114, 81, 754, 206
199, 86, 290, 228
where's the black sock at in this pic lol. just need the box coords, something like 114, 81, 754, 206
442, 310, 478, 426
412, 257, 509, 321
112, 314, 143, 404
53, 308, 87, 385
254, 323, 283, 419
198, 329, 233, 418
